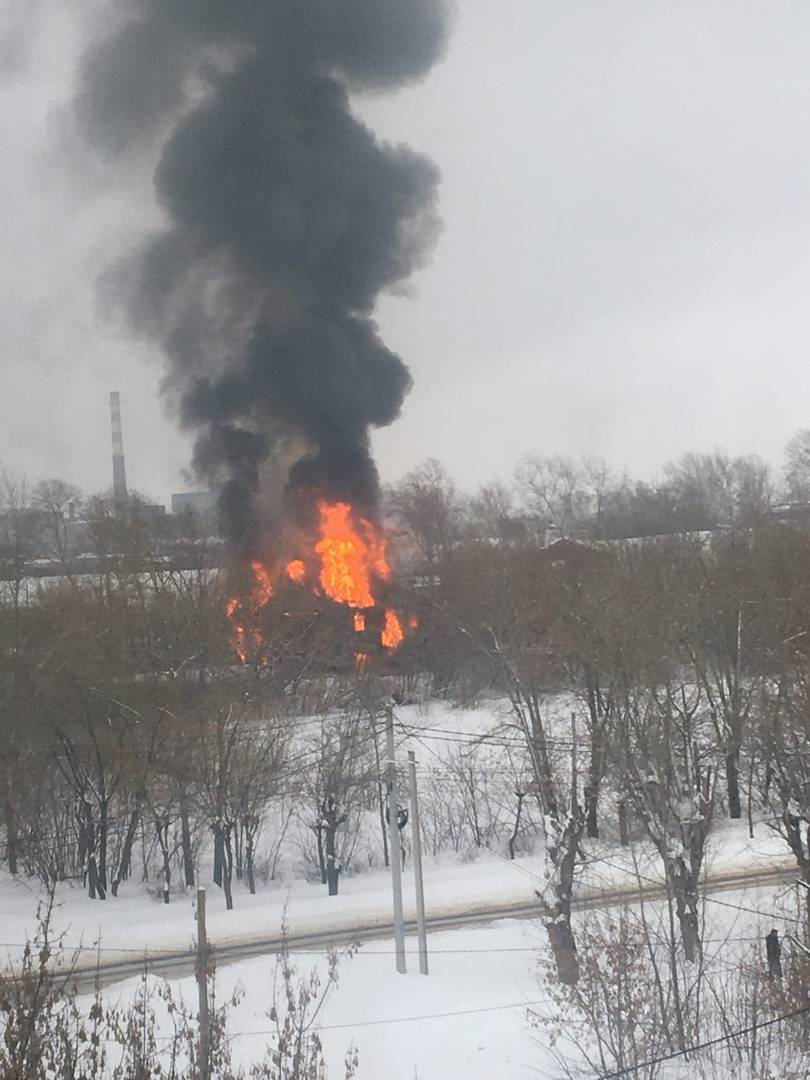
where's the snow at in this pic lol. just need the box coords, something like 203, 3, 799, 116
1, 692, 803, 1077
0, 854, 541, 969
87, 871, 804, 1080
0, 817, 793, 981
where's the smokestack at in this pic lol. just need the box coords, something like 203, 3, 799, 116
109, 391, 128, 501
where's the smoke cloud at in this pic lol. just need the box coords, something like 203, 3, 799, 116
74, 1, 452, 549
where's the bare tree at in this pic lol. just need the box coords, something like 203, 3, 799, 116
515, 454, 592, 538
386, 458, 465, 571
302, 709, 376, 896
31, 478, 84, 578
622, 684, 715, 963
784, 428, 810, 501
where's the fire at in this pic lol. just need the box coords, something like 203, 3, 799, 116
315, 501, 388, 609
381, 609, 404, 651
251, 560, 274, 605
225, 498, 415, 665
286, 559, 306, 584
225, 560, 274, 663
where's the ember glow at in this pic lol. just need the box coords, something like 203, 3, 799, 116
225, 498, 414, 664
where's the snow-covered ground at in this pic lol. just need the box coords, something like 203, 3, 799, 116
92, 871, 803, 1080
3, 695, 802, 1077
0, 817, 793, 974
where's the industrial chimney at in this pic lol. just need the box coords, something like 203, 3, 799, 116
109, 391, 128, 501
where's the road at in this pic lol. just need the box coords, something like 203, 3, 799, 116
67, 860, 798, 993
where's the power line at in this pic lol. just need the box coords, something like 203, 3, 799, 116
597, 1004, 810, 1079
226, 996, 552, 1037
596, 857, 800, 925
0, 923, 783, 961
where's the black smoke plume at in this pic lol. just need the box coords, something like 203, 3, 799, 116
75, 1, 452, 550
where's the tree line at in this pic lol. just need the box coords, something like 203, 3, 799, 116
2, 443, 810, 986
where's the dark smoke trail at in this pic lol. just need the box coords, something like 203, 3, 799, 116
74, 1, 452, 549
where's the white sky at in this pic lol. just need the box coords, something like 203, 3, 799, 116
2, 1, 810, 504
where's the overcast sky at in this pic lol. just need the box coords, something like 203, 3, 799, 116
2, 1, 810, 504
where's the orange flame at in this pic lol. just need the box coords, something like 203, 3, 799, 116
286, 559, 306, 584
250, 560, 274, 606
226, 560, 274, 663
226, 499, 413, 664
355, 652, 369, 672
315, 501, 389, 608
382, 609, 404, 651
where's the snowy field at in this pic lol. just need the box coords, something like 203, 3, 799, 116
0, 815, 792, 973
88, 873, 803, 1080
2, 696, 803, 1077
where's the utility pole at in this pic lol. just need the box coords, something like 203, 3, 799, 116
196, 887, 210, 1080
386, 706, 407, 974
408, 750, 429, 975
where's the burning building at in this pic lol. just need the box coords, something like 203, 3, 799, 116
75, 3, 450, 662
224, 499, 409, 667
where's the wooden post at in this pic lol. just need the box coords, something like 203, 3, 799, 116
196, 887, 210, 1080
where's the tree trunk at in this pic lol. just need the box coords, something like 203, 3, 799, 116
212, 822, 224, 888
326, 859, 340, 896
545, 919, 580, 987
324, 823, 339, 896
222, 822, 234, 911
313, 824, 327, 885
509, 791, 525, 861
111, 805, 140, 897
726, 746, 742, 819
3, 790, 18, 876
98, 798, 109, 891
618, 800, 629, 846
234, 820, 243, 881
245, 824, 257, 895
541, 804, 582, 985
584, 783, 599, 840
674, 892, 700, 963
669, 864, 701, 962
88, 855, 106, 900
584, 683, 607, 839
372, 728, 390, 868
155, 818, 171, 905
179, 797, 194, 887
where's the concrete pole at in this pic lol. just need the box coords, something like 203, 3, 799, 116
386, 707, 407, 974
408, 750, 429, 975
196, 888, 210, 1080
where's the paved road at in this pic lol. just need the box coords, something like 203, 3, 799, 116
67, 860, 798, 993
